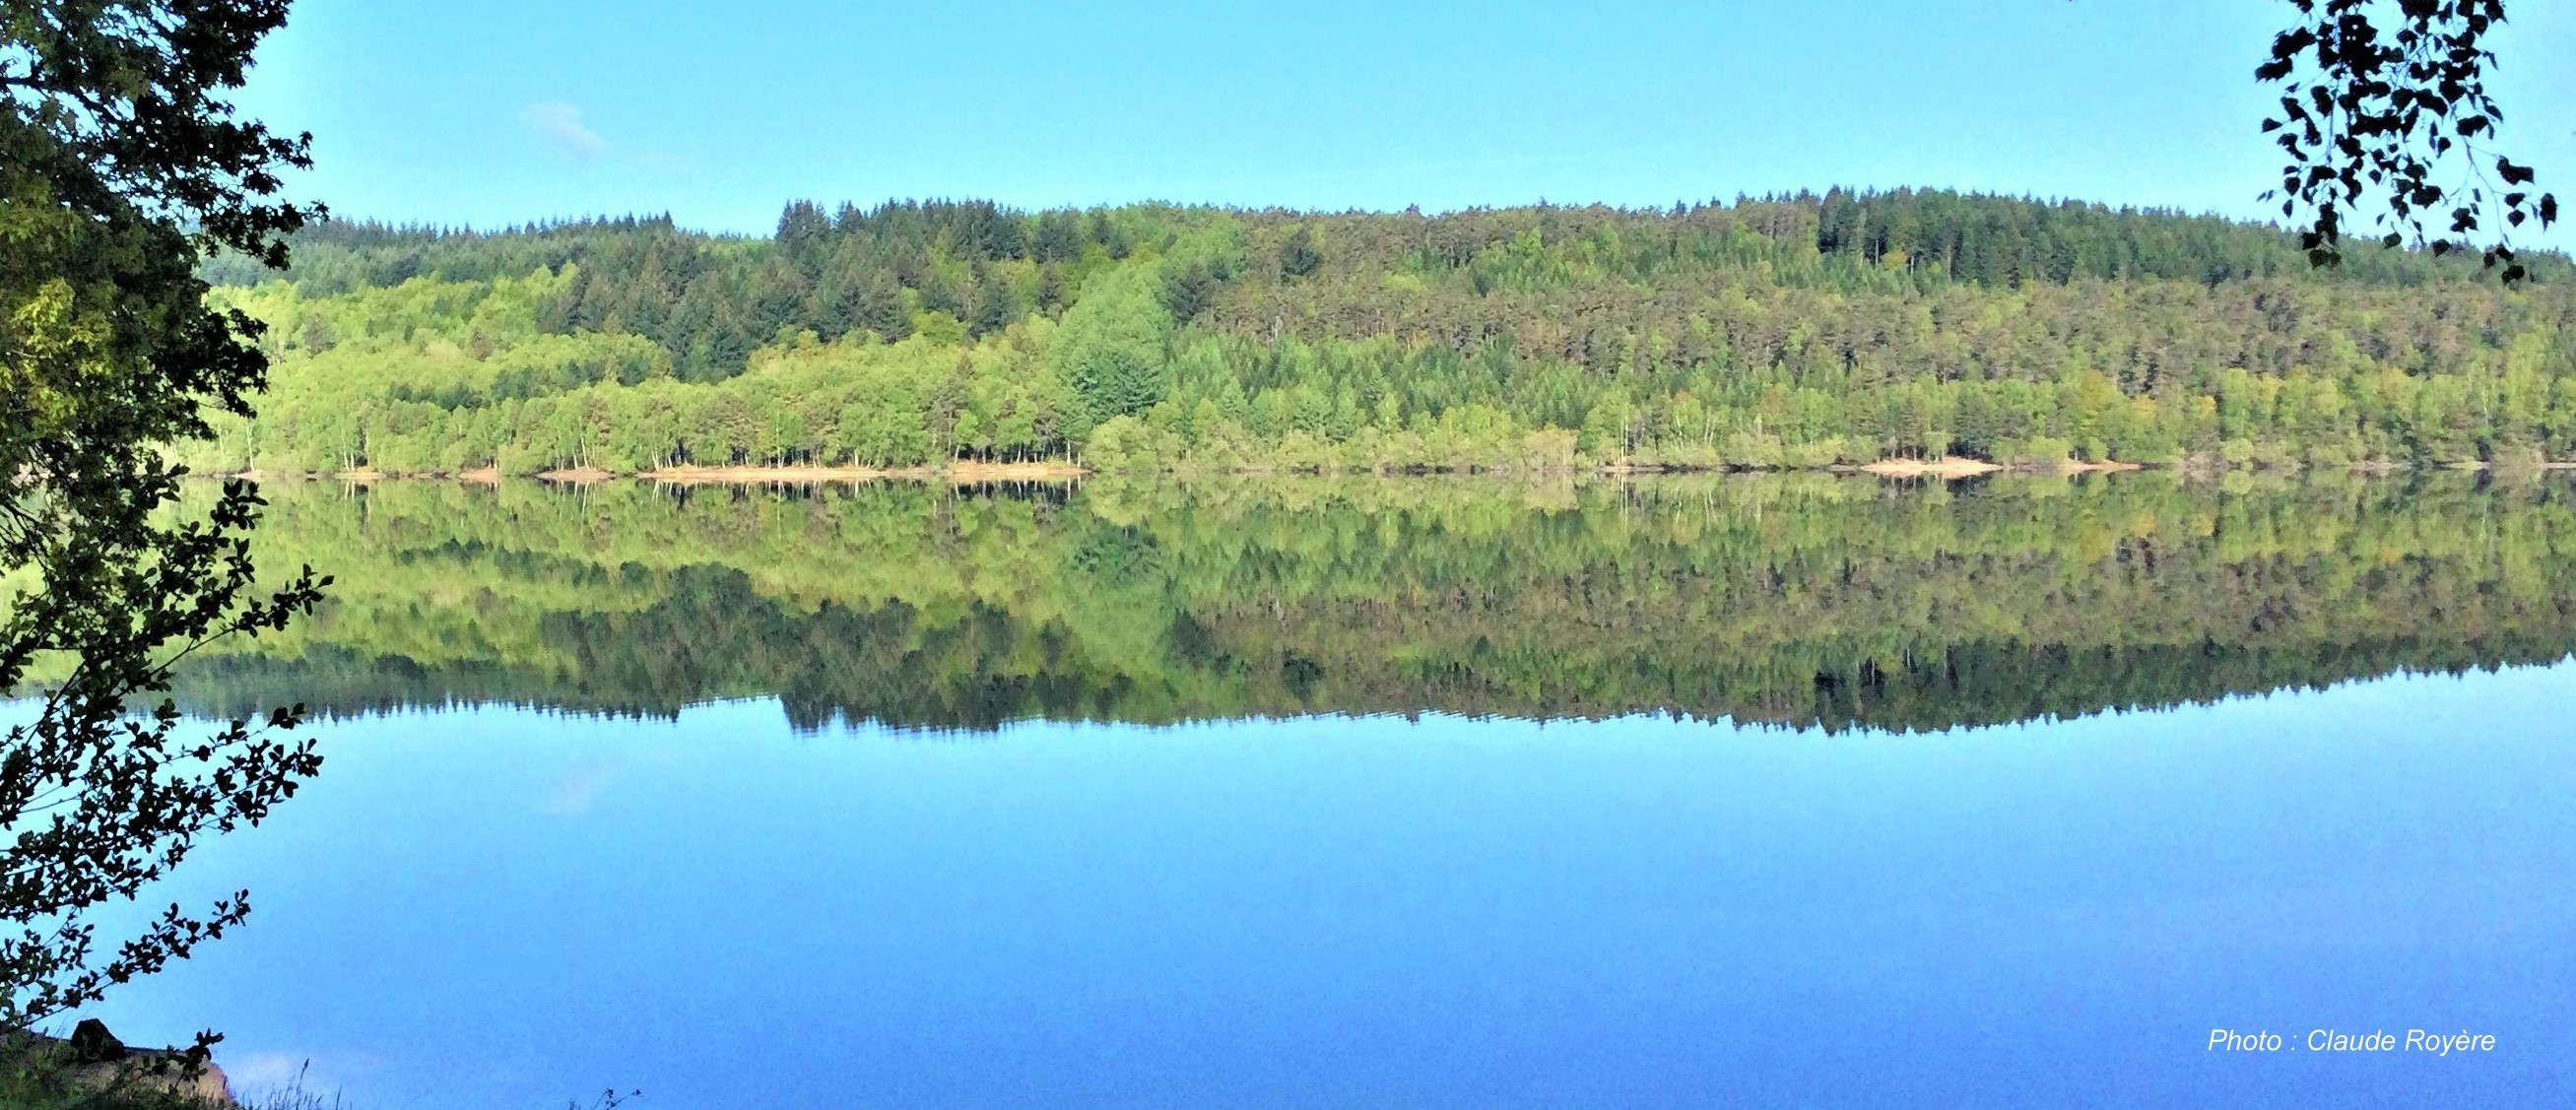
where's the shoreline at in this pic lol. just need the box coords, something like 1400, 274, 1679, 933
194, 455, 2576, 486
644, 461, 1090, 485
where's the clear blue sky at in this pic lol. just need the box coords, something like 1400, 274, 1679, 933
237, 0, 2574, 245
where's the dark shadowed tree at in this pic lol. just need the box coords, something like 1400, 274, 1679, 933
774, 199, 831, 276
1, 0, 328, 1033
965, 261, 1018, 339
1278, 226, 1324, 280
1032, 210, 1084, 264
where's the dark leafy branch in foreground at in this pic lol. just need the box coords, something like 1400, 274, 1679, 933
0, 493, 328, 1020
3, 1, 325, 1026
2260, 0, 2556, 280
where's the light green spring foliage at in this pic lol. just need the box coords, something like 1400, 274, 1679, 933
1052, 263, 1173, 431
202, 274, 1068, 474
185, 195, 2576, 477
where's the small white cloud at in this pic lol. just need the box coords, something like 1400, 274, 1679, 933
227, 1053, 317, 1093
521, 100, 607, 159
539, 758, 627, 816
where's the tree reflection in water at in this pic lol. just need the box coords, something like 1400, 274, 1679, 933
167, 471, 2576, 734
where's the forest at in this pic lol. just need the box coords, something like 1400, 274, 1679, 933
185, 190, 2576, 476
167, 472, 2576, 733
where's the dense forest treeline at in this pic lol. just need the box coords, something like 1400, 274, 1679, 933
186, 190, 2576, 476
166, 473, 2576, 733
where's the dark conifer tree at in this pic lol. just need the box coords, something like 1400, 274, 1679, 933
1279, 226, 1324, 280
776, 200, 832, 274
967, 263, 1020, 339
1035, 262, 1069, 315
1033, 211, 1084, 263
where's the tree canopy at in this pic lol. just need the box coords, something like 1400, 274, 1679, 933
2, 0, 325, 1028
188, 193, 2576, 480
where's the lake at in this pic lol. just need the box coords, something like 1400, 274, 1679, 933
76, 473, 2576, 1107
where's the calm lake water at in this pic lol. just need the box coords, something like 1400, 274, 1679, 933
70, 474, 2576, 1106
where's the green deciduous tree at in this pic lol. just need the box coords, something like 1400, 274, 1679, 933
1055, 265, 1172, 430
2, 0, 327, 1028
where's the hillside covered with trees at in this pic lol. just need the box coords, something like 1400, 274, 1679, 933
188, 190, 2576, 476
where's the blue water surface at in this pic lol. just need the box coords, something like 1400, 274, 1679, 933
84, 663, 2576, 1108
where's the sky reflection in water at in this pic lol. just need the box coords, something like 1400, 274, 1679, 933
86, 661, 2576, 1108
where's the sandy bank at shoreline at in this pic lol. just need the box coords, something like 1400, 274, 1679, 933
1854, 457, 2004, 479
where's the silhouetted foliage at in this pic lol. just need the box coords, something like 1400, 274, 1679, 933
1, 0, 327, 1028
2260, 0, 2556, 280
